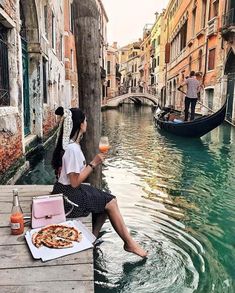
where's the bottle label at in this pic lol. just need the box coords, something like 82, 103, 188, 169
11, 222, 21, 230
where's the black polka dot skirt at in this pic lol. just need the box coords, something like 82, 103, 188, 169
52, 181, 115, 218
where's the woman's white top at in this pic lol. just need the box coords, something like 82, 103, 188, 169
58, 142, 86, 185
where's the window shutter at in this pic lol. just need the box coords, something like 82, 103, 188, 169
208, 48, 215, 70
165, 43, 170, 63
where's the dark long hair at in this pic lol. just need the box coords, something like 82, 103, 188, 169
51, 107, 86, 175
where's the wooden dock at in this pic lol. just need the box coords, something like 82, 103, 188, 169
0, 185, 94, 293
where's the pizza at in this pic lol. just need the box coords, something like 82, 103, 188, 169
32, 224, 82, 249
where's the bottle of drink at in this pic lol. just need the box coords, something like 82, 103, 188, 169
10, 189, 24, 235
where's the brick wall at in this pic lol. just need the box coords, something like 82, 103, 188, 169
0, 115, 23, 175
0, 0, 17, 19
43, 109, 57, 139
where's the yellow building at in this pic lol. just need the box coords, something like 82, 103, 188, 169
119, 41, 141, 93
150, 11, 166, 98
106, 42, 121, 98
139, 25, 152, 93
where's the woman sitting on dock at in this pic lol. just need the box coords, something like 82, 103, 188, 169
51, 107, 147, 258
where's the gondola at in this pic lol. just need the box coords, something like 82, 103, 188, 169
154, 100, 226, 138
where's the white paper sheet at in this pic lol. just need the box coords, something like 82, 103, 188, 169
25, 220, 96, 262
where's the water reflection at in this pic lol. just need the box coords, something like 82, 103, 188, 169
96, 105, 235, 293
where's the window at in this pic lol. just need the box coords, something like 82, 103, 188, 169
70, 49, 74, 71
42, 57, 48, 103
157, 56, 160, 66
60, 34, 63, 61
0, 25, 10, 106
192, 8, 196, 37
201, 0, 206, 28
180, 21, 187, 51
152, 58, 156, 69
70, 2, 75, 33
52, 13, 56, 49
107, 61, 110, 74
208, 48, 216, 70
44, 5, 48, 38
209, 0, 219, 20
107, 80, 110, 87
157, 36, 160, 45
198, 49, 203, 71
189, 56, 192, 72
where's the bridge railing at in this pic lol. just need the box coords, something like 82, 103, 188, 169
107, 87, 158, 99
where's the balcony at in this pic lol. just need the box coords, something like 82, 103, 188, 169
207, 17, 218, 37
222, 8, 235, 41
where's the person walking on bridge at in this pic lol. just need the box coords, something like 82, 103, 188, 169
178, 71, 201, 121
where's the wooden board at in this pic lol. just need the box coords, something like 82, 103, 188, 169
0, 185, 94, 292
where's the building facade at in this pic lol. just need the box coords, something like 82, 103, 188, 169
96, 0, 108, 104
0, 0, 78, 183
163, 0, 225, 114
118, 41, 141, 93
106, 42, 121, 98
139, 25, 152, 94
150, 11, 166, 98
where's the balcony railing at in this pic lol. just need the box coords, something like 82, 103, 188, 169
207, 17, 218, 37
223, 8, 235, 27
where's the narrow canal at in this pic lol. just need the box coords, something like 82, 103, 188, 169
17, 104, 235, 293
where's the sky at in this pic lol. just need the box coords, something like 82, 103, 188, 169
102, 0, 169, 47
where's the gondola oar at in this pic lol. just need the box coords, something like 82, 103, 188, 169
177, 88, 235, 126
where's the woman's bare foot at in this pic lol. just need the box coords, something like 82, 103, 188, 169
124, 241, 148, 258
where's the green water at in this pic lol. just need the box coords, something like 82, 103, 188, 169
17, 105, 235, 293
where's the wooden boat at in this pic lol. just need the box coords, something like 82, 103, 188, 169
154, 101, 226, 138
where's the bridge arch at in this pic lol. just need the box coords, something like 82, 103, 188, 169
106, 92, 158, 108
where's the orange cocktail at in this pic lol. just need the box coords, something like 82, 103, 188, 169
99, 136, 110, 153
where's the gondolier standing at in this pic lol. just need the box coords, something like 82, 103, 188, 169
178, 71, 201, 121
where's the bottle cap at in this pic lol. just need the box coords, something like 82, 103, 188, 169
13, 189, 18, 195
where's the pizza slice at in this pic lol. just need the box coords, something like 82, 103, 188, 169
56, 226, 82, 242
41, 234, 73, 249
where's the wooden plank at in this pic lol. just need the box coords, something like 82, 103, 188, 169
0, 264, 94, 284
0, 185, 53, 196
0, 281, 94, 293
0, 244, 93, 269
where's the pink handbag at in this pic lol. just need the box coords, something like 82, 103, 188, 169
31, 194, 66, 228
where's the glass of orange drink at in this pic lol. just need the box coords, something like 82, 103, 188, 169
99, 136, 110, 153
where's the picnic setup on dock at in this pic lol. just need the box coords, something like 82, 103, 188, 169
0, 185, 95, 293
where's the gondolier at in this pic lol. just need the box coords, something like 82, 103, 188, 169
178, 71, 201, 121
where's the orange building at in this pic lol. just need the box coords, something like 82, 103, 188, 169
64, 0, 79, 108
163, 0, 224, 114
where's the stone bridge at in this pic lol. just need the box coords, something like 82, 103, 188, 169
105, 92, 159, 108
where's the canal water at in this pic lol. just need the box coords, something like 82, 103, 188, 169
17, 104, 235, 293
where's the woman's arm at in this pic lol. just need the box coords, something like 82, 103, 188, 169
68, 153, 105, 188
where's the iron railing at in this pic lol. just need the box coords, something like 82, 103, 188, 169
223, 8, 235, 27
0, 28, 10, 106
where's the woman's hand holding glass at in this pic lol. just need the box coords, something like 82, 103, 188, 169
99, 136, 110, 153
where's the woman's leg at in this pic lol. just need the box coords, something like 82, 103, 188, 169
105, 199, 147, 257
92, 212, 108, 238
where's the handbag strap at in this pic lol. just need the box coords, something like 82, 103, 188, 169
63, 196, 79, 217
